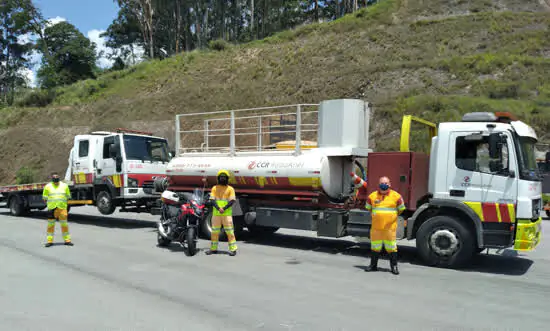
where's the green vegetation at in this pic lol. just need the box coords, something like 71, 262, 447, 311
1, 0, 550, 182
15, 166, 37, 185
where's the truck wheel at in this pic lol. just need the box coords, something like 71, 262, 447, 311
416, 215, 475, 268
9, 196, 23, 216
200, 212, 227, 241
247, 224, 279, 237
96, 191, 116, 215
200, 212, 245, 241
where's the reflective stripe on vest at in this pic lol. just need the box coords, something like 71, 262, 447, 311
371, 207, 398, 214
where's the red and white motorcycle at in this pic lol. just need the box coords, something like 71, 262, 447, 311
156, 188, 210, 256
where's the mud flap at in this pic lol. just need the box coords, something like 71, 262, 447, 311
514, 217, 542, 251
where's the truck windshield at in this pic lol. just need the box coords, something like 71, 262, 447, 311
517, 136, 541, 181
123, 135, 170, 162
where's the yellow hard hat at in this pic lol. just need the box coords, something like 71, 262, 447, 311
217, 169, 230, 177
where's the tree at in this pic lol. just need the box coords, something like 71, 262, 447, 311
102, 0, 376, 62
36, 21, 97, 89
0, 0, 36, 105
101, 4, 144, 65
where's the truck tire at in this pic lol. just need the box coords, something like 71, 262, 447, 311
200, 212, 244, 241
200, 212, 227, 241
9, 196, 23, 216
96, 191, 116, 215
416, 215, 475, 268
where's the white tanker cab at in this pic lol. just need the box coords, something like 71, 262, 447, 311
155, 99, 543, 268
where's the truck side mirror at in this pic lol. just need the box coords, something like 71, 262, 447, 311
109, 144, 118, 158
488, 133, 503, 159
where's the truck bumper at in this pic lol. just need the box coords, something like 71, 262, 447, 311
513, 217, 542, 251
123, 188, 160, 200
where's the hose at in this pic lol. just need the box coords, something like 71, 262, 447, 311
354, 159, 367, 182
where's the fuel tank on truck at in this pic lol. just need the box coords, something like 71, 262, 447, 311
165, 99, 373, 200
165, 148, 354, 200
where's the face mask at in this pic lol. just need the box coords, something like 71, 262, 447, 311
52, 178, 60, 183
218, 176, 228, 185
379, 183, 389, 191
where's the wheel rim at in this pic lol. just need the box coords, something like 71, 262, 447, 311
429, 228, 460, 256
98, 195, 110, 210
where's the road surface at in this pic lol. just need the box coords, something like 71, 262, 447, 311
1, 206, 549, 330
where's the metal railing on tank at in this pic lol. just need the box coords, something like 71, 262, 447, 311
174, 104, 320, 156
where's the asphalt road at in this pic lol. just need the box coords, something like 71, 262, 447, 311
1, 206, 549, 331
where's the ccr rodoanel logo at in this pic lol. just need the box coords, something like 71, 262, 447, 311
247, 160, 304, 170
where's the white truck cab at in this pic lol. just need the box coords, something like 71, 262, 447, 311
405, 112, 543, 266
65, 128, 172, 214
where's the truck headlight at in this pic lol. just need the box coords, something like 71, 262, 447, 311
128, 177, 138, 188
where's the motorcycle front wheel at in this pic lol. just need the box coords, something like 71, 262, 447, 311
185, 226, 197, 256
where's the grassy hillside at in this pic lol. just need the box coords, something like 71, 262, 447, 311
1, 0, 550, 184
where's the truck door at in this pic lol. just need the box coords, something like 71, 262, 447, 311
447, 131, 518, 222
73, 138, 92, 184
101, 135, 123, 183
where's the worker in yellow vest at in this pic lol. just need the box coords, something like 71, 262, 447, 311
205, 169, 238, 256
42, 172, 73, 247
364, 176, 405, 275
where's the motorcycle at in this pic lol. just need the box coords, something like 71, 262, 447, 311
156, 187, 210, 256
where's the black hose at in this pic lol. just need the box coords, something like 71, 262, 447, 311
354, 159, 367, 181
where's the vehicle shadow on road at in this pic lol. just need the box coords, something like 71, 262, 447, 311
1, 211, 157, 229
241, 232, 533, 276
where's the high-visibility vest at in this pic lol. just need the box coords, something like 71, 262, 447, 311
365, 189, 405, 231
42, 182, 71, 210
210, 184, 236, 216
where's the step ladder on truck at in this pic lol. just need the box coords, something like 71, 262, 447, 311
153, 99, 543, 268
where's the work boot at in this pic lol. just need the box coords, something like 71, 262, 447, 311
205, 250, 217, 255
45, 242, 53, 248
229, 250, 237, 257
390, 252, 399, 275
365, 251, 379, 272
64, 242, 74, 246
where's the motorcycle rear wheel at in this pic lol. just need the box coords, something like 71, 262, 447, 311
157, 231, 171, 247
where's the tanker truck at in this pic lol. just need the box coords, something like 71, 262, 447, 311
153, 99, 543, 268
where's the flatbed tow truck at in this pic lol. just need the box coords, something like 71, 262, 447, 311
0, 128, 171, 216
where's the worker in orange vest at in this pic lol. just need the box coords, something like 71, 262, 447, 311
364, 176, 405, 275
205, 169, 238, 256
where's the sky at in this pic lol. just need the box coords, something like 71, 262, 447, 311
24, 0, 123, 87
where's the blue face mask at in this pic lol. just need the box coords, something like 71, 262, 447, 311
379, 183, 389, 191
